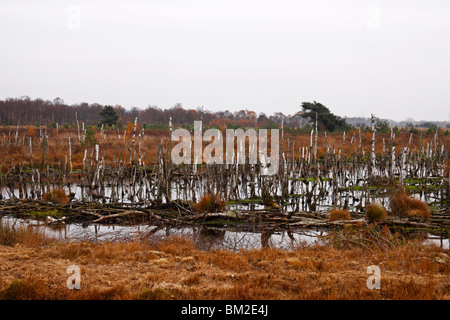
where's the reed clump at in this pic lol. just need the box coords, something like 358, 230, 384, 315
0, 223, 49, 247
193, 192, 226, 213
328, 208, 351, 222
389, 187, 431, 219
366, 202, 388, 223
43, 188, 68, 204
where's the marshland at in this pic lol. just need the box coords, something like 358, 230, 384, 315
0, 103, 449, 300
3, 0, 450, 303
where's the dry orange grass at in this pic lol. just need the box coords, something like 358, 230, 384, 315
1, 127, 447, 171
0, 216, 449, 300
328, 208, 351, 222
389, 187, 431, 219
407, 199, 431, 219
0, 223, 50, 247
0, 127, 169, 171
43, 188, 68, 204
0, 231, 448, 300
193, 192, 226, 213
366, 203, 388, 223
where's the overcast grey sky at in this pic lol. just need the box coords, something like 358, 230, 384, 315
1, 0, 449, 121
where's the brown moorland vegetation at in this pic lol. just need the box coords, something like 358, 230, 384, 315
328, 209, 351, 222
42, 188, 69, 204
0, 223, 448, 300
389, 187, 431, 219
193, 192, 227, 213
0, 126, 448, 171
366, 203, 388, 223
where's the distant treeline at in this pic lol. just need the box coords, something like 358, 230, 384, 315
0, 96, 308, 129
0, 96, 448, 131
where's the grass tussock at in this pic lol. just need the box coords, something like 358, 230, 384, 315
389, 187, 431, 219
366, 202, 388, 223
193, 192, 226, 213
328, 208, 351, 222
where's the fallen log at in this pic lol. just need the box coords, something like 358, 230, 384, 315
91, 210, 146, 223
384, 219, 443, 229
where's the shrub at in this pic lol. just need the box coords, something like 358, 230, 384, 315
193, 192, 226, 213
81, 126, 97, 147
328, 208, 351, 222
389, 186, 430, 219
366, 202, 387, 223
43, 188, 68, 204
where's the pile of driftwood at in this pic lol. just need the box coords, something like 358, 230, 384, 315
1, 198, 448, 238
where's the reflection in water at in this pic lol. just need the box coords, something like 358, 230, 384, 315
1, 215, 328, 250
260, 230, 273, 249
194, 227, 226, 250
